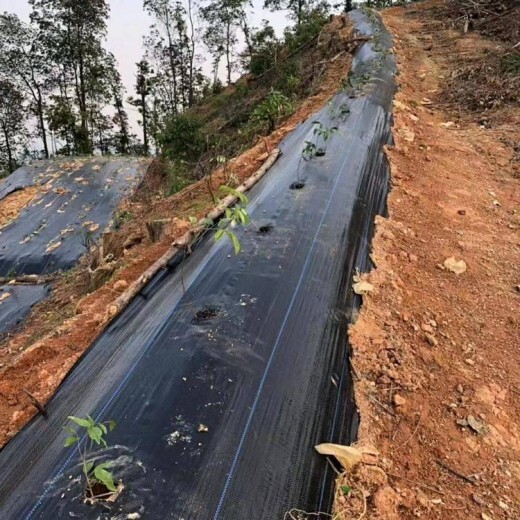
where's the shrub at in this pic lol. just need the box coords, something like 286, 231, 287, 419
159, 113, 205, 162
250, 89, 294, 133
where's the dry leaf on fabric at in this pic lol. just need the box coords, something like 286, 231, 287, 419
46, 241, 62, 253
443, 257, 467, 275
314, 444, 362, 470
0, 292, 11, 303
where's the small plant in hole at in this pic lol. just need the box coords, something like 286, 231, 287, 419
302, 121, 338, 160
312, 121, 338, 143
302, 141, 318, 160
64, 415, 119, 501
327, 101, 350, 121
215, 186, 251, 255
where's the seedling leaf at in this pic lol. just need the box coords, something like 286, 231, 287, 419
93, 467, 117, 492
229, 232, 241, 255
340, 485, 352, 496
68, 416, 91, 428
64, 436, 78, 447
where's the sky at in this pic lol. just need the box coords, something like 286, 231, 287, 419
0, 0, 292, 135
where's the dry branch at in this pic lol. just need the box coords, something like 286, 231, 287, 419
0, 274, 58, 285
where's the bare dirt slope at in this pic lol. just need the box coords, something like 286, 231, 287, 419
335, 2, 519, 519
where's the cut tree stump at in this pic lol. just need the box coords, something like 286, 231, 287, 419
146, 219, 170, 243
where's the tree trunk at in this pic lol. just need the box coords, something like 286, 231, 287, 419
165, 15, 179, 113
226, 21, 232, 84
2, 124, 14, 173
141, 90, 149, 156
187, 0, 196, 107
36, 87, 49, 159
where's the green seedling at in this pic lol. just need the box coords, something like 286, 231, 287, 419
302, 141, 318, 160
340, 485, 352, 496
64, 415, 118, 500
214, 185, 251, 255
312, 121, 338, 142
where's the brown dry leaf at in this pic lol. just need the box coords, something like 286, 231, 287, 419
399, 127, 415, 142
315, 443, 362, 470
0, 292, 11, 303
60, 226, 75, 236
443, 257, 467, 275
393, 100, 410, 111
353, 280, 374, 295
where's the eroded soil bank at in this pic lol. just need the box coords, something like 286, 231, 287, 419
335, 2, 519, 519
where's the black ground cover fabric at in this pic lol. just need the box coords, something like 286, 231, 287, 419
0, 158, 147, 336
0, 10, 396, 520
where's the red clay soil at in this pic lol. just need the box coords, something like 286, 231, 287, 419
0, 186, 40, 229
334, 2, 519, 519
0, 18, 358, 448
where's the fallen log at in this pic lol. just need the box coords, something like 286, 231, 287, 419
106, 148, 281, 320
0, 274, 59, 285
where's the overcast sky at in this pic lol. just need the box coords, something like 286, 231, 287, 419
0, 0, 292, 134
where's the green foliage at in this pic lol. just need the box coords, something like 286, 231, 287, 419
312, 121, 338, 142
283, 3, 330, 51
159, 114, 205, 162
302, 141, 318, 160
302, 121, 337, 160
251, 89, 294, 133
501, 53, 520, 76
64, 415, 118, 496
0, 79, 29, 173
165, 160, 195, 196
113, 210, 133, 231
328, 101, 350, 121
340, 485, 352, 496
215, 186, 250, 255
247, 21, 280, 76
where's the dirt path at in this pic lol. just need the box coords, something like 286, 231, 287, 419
336, 3, 520, 519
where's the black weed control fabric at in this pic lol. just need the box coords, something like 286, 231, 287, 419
0, 10, 396, 520
0, 158, 147, 336
0, 157, 147, 276
0, 284, 50, 339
